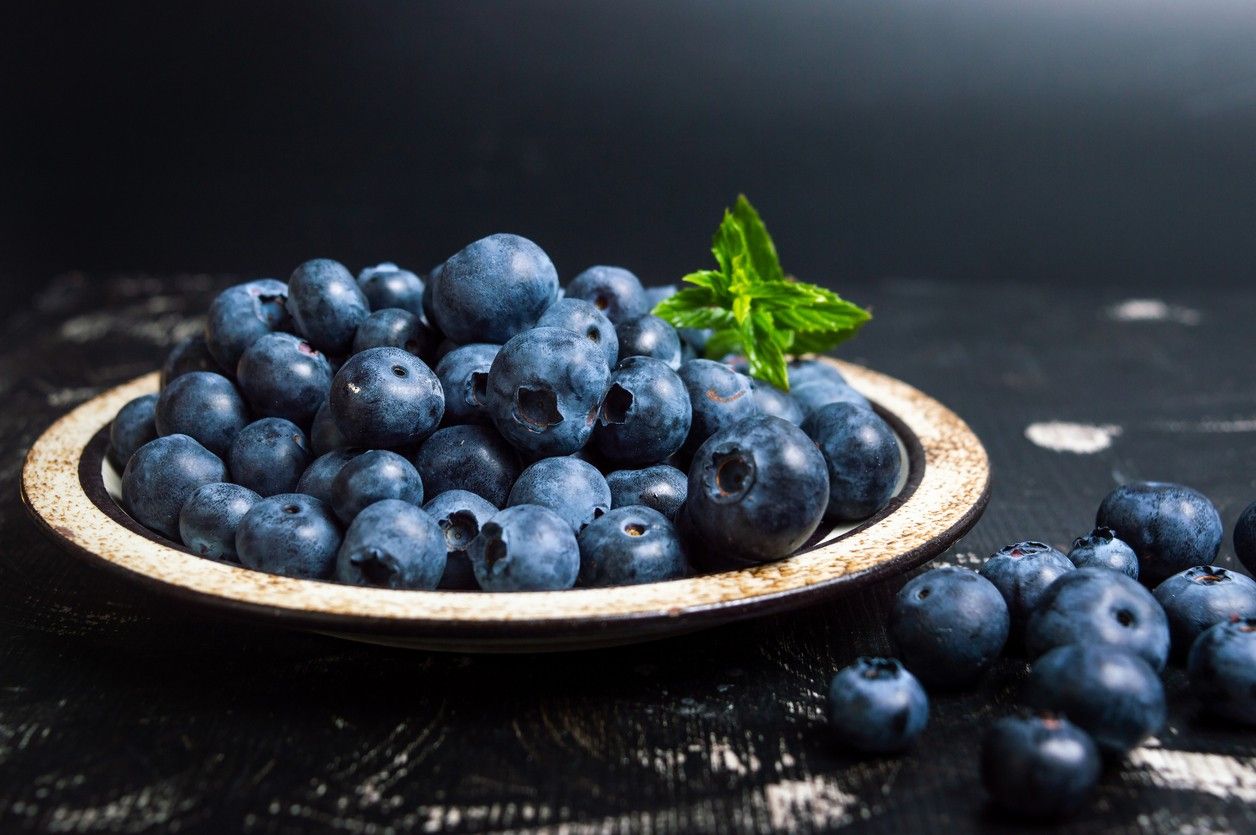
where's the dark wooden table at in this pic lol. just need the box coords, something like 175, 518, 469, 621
2, 271, 1254, 833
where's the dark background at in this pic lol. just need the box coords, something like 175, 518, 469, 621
7, 0, 1256, 296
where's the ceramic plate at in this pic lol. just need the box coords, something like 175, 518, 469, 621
22, 359, 990, 652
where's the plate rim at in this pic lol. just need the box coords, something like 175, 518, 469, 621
21, 359, 990, 639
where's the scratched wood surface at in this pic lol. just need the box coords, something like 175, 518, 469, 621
2, 272, 1255, 834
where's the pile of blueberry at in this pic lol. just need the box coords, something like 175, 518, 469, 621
826, 482, 1256, 819
108, 234, 902, 591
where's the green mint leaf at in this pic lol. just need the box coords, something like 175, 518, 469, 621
702, 328, 744, 361
711, 209, 746, 281
731, 195, 785, 283
742, 310, 788, 390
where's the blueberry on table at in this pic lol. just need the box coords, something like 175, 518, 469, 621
643, 284, 677, 308
594, 356, 692, 467
329, 347, 444, 448
204, 278, 291, 370
577, 505, 690, 587
485, 326, 610, 457
1188, 617, 1256, 725
309, 400, 348, 456
1153, 566, 1256, 660
178, 482, 261, 561
802, 401, 901, 523
615, 315, 682, 369
155, 371, 249, 459
676, 359, 758, 456
978, 541, 1074, 644
888, 566, 1010, 689
285, 258, 370, 355
350, 308, 436, 361
682, 415, 829, 564
1096, 481, 1224, 585
1024, 566, 1170, 672
1236, 502, 1256, 575
1068, 526, 1139, 579
228, 417, 311, 497
334, 499, 446, 590
423, 490, 499, 590
750, 380, 804, 425
434, 344, 499, 426
357, 262, 425, 317
980, 712, 1100, 819
431, 234, 558, 344
565, 265, 649, 324
161, 335, 225, 388
294, 449, 363, 507
606, 464, 687, 521
330, 449, 424, 524
413, 424, 521, 508
121, 434, 227, 539
508, 456, 611, 532
235, 493, 342, 580
421, 262, 443, 333
1022, 643, 1165, 756
537, 298, 619, 369
108, 393, 158, 471
468, 505, 580, 591
235, 332, 333, 427
827, 657, 928, 754
787, 359, 869, 417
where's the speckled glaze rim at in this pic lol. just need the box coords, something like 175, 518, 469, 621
21, 359, 989, 646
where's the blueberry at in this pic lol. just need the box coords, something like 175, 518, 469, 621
615, 315, 682, 369
577, 506, 689, 586
235, 332, 333, 426
334, 499, 446, 590
980, 712, 1100, 818
421, 262, 443, 332
432, 234, 558, 343
357, 262, 425, 316
309, 400, 348, 456
1068, 526, 1139, 579
979, 541, 1075, 644
204, 278, 291, 370
178, 482, 260, 561
802, 402, 901, 523
1096, 481, 1224, 585
889, 566, 1010, 689
566, 266, 648, 324
423, 490, 499, 590
468, 505, 580, 591
1022, 643, 1166, 755
676, 359, 758, 456
1153, 566, 1256, 660
751, 380, 804, 425
1188, 617, 1256, 725
508, 456, 611, 532
537, 297, 619, 368
787, 358, 847, 389
108, 393, 158, 470
485, 326, 610, 457
606, 464, 687, 521
594, 356, 692, 466
121, 435, 227, 539
228, 417, 311, 497
643, 284, 676, 307
1236, 502, 1256, 575
787, 359, 869, 417
294, 449, 363, 506
155, 371, 249, 458
682, 415, 829, 564
285, 259, 370, 355
350, 307, 436, 361
329, 347, 444, 448
827, 657, 929, 754
161, 335, 224, 388
236, 493, 342, 579
330, 449, 424, 524
413, 424, 521, 507
433, 344, 499, 425
1025, 567, 1171, 671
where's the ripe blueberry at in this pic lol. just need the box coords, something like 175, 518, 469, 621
469, 505, 580, 591
329, 347, 444, 448
1096, 481, 1224, 585
577, 506, 690, 587
335, 499, 446, 590
827, 657, 929, 754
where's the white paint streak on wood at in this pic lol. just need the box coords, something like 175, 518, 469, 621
1025, 421, 1122, 454
1155, 418, 1256, 434
1128, 746, 1256, 803
1108, 298, 1201, 325
763, 776, 856, 830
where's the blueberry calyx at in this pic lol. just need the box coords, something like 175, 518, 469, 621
999, 540, 1053, 559
349, 547, 401, 587
440, 510, 480, 552
858, 657, 903, 680
469, 372, 489, 405
600, 384, 634, 425
515, 386, 562, 430
1073, 526, 1116, 549
481, 524, 507, 567
707, 448, 756, 502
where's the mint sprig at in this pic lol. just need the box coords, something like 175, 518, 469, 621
651, 195, 871, 391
